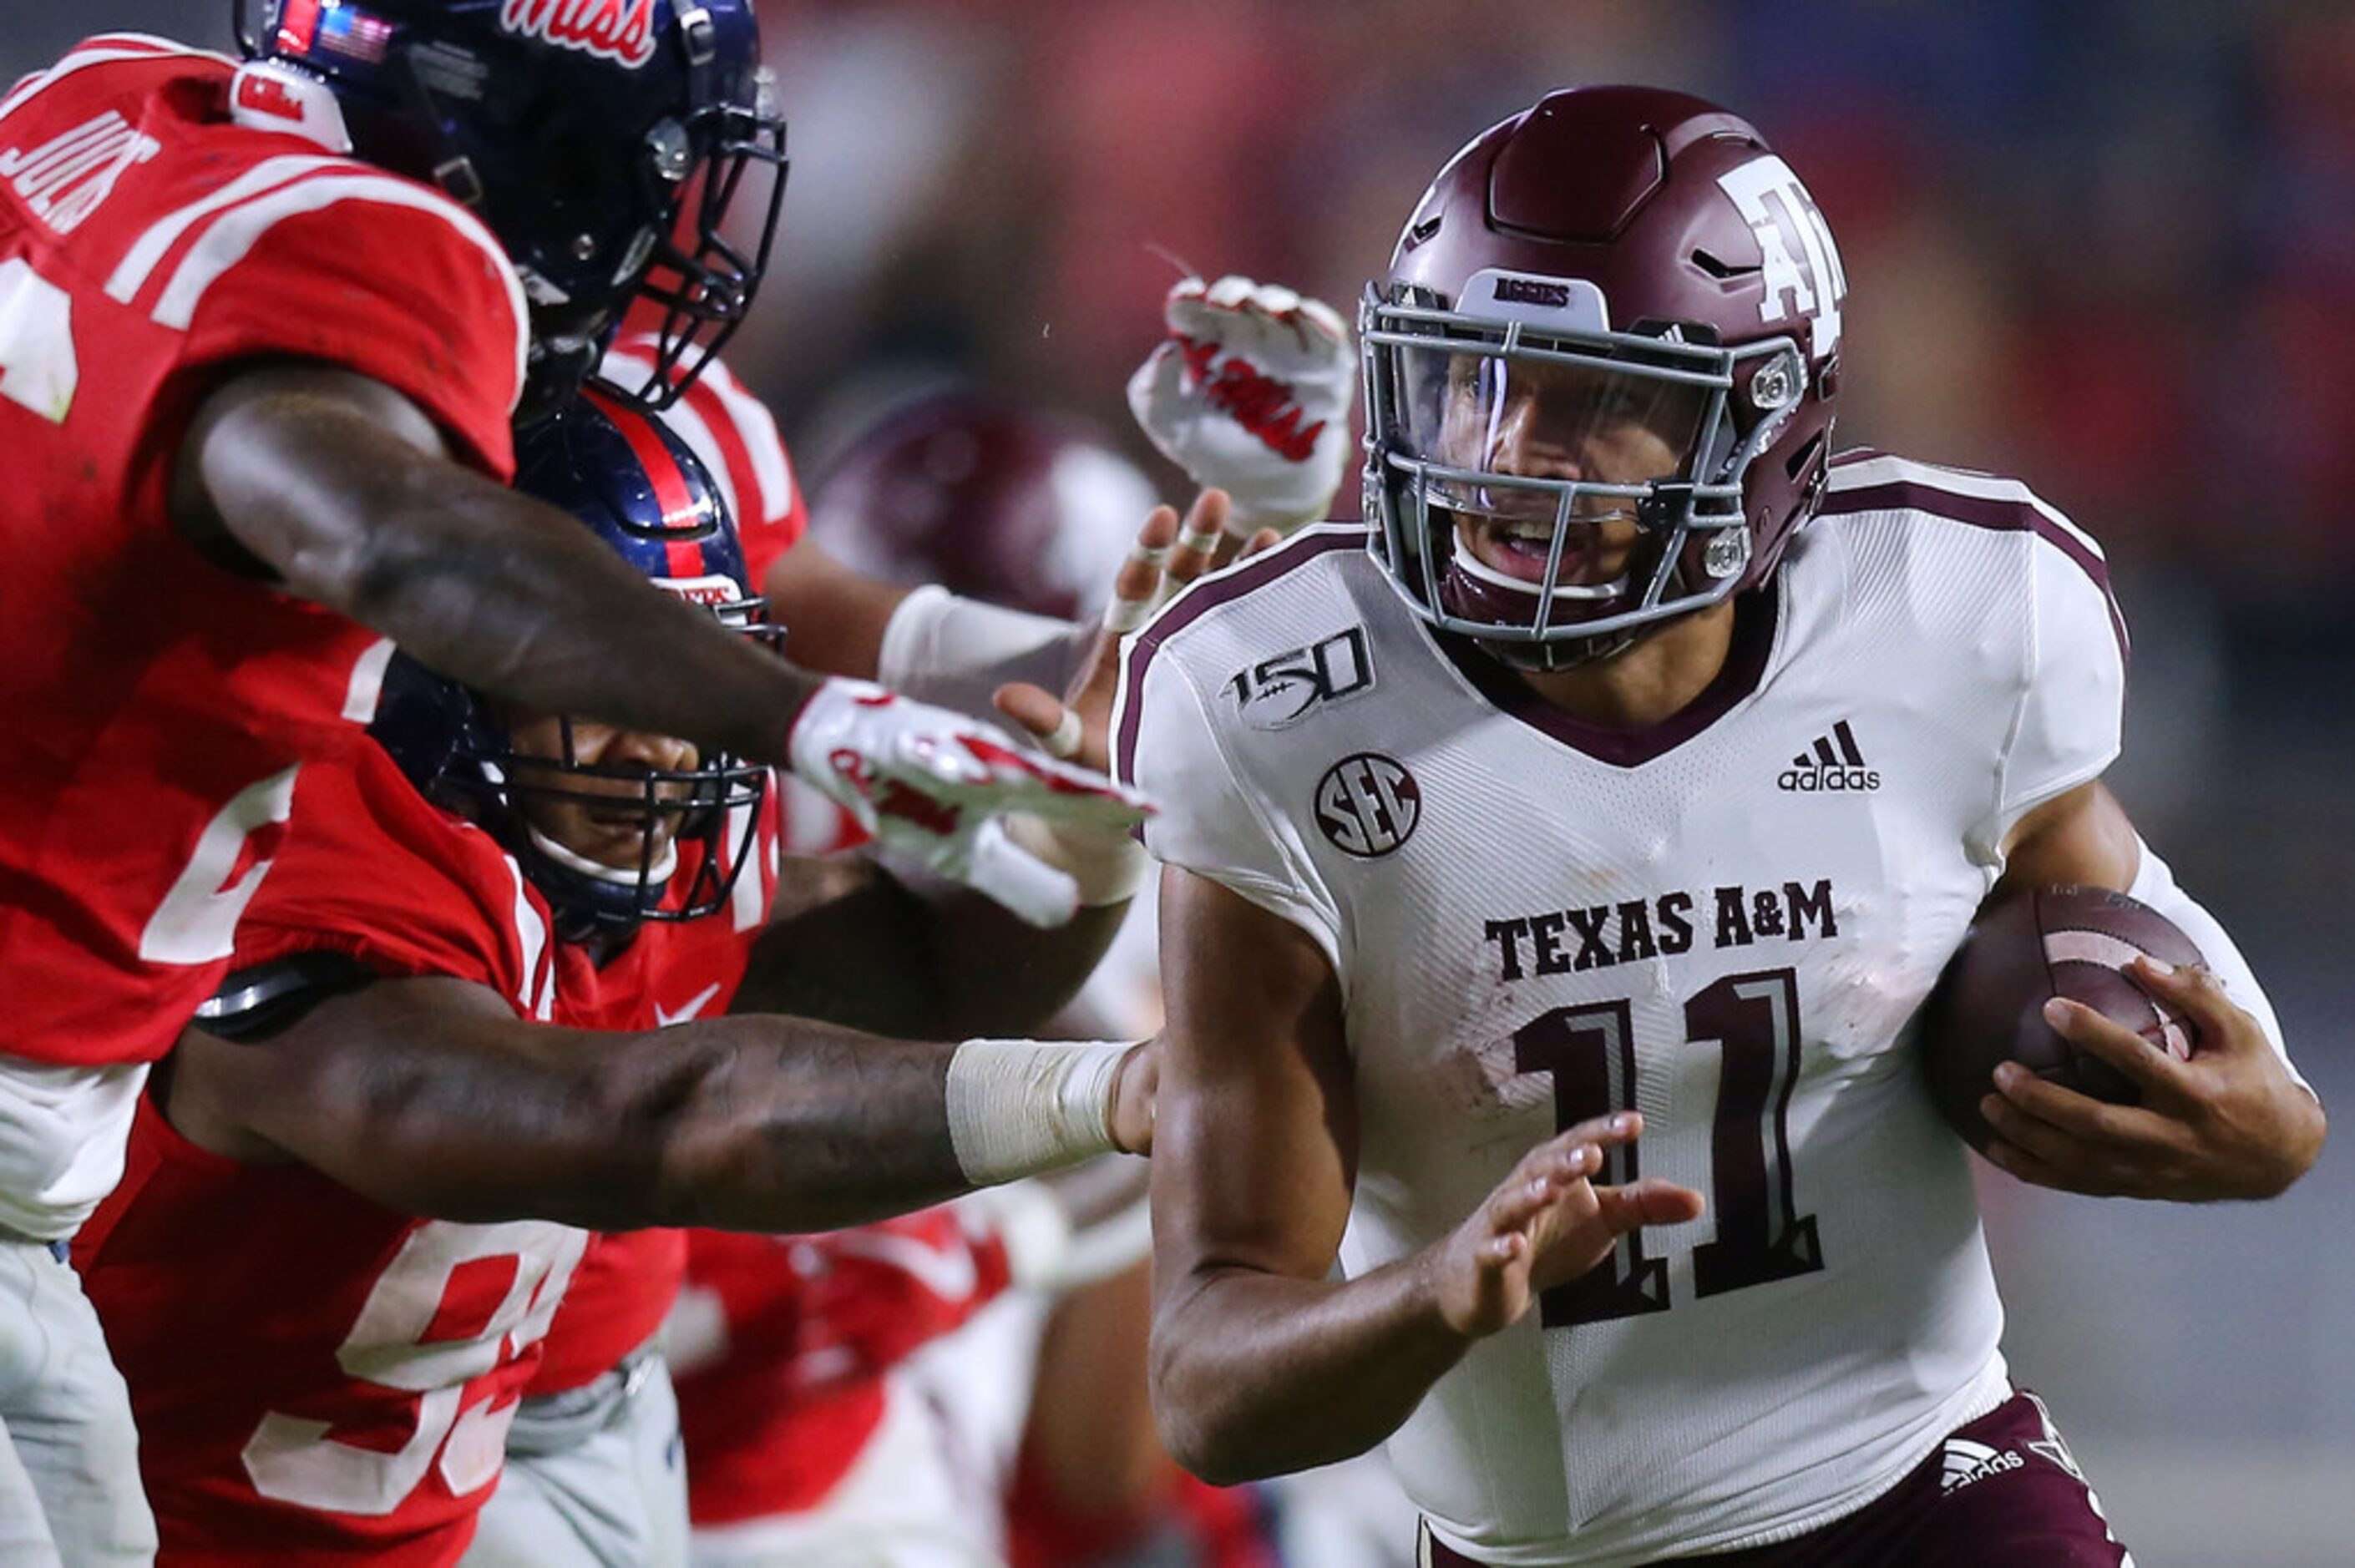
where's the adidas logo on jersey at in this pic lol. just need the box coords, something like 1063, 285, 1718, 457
1940, 1437, 2025, 1493
1778, 720, 1879, 792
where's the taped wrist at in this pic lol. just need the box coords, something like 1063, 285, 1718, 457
1005, 812, 1147, 906
945, 1039, 1130, 1186
877, 585, 1085, 715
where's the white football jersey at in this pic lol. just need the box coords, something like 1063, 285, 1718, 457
1115, 452, 2130, 1565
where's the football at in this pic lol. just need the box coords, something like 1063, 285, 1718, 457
1916, 885, 2205, 1151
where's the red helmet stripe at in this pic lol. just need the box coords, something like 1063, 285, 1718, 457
584, 387, 706, 577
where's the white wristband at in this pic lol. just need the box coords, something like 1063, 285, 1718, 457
945, 1039, 1132, 1186
877, 584, 1083, 711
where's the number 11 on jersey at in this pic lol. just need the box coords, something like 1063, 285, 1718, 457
1513, 967, 1824, 1328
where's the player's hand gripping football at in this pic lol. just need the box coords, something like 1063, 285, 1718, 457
786, 677, 1152, 928
1977, 958, 2325, 1201
1127, 275, 1355, 537
1426, 1113, 1704, 1341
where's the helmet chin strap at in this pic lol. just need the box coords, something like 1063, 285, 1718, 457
525, 825, 679, 888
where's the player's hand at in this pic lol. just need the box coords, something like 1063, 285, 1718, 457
1424, 1113, 1704, 1341
1110, 1039, 1157, 1156
1127, 275, 1355, 537
987, 492, 1279, 908
1978, 958, 2326, 1201
995, 488, 1280, 774
786, 676, 1153, 928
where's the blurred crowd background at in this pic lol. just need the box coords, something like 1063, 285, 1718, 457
12, 3, 2351, 1562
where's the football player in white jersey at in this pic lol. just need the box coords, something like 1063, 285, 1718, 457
1117, 86, 2324, 1566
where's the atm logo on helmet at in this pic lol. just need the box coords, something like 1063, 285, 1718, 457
1717, 154, 1848, 362
499, 0, 658, 69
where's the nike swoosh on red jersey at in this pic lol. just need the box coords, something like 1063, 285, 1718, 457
654, 981, 723, 1029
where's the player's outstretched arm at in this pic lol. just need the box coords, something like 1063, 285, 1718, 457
725, 505, 1226, 1036
175, 365, 1152, 927
729, 849, 1132, 1040
1147, 872, 1700, 1485
174, 363, 822, 768
163, 973, 1152, 1234
1980, 781, 2323, 1199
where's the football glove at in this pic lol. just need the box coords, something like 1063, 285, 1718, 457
1127, 274, 1355, 536
787, 677, 1152, 928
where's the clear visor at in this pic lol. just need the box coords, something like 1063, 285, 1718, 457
1394, 343, 1714, 522
1363, 292, 1777, 660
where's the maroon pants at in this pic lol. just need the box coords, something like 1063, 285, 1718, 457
1420, 1390, 2130, 1567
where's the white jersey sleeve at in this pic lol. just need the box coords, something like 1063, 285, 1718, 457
1974, 498, 2128, 857
1998, 519, 2128, 814
1114, 537, 1353, 977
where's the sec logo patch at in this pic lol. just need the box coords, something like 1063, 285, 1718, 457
1314, 753, 1421, 857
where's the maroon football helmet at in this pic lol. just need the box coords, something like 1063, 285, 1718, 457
808, 389, 1157, 618
1362, 86, 1847, 666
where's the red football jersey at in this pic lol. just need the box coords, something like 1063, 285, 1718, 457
524, 783, 782, 1396
0, 37, 526, 1070
674, 1208, 1015, 1526
77, 746, 576, 1566
76, 740, 777, 1565
522, 353, 801, 1395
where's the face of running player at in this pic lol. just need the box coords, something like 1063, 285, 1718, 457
1436, 352, 1706, 589
500, 711, 701, 873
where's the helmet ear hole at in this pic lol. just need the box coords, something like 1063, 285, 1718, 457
1745, 350, 1802, 415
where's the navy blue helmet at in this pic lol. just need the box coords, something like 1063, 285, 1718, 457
372, 387, 778, 942
237, 0, 787, 421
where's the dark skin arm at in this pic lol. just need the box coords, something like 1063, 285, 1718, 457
759, 536, 914, 681
1146, 872, 1700, 1485
172, 364, 823, 762
733, 851, 1128, 1039
731, 504, 1223, 1036
160, 974, 1152, 1233
1977, 780, 2324, 1198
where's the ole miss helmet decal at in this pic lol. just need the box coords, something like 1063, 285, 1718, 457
499, 0, 658, 69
